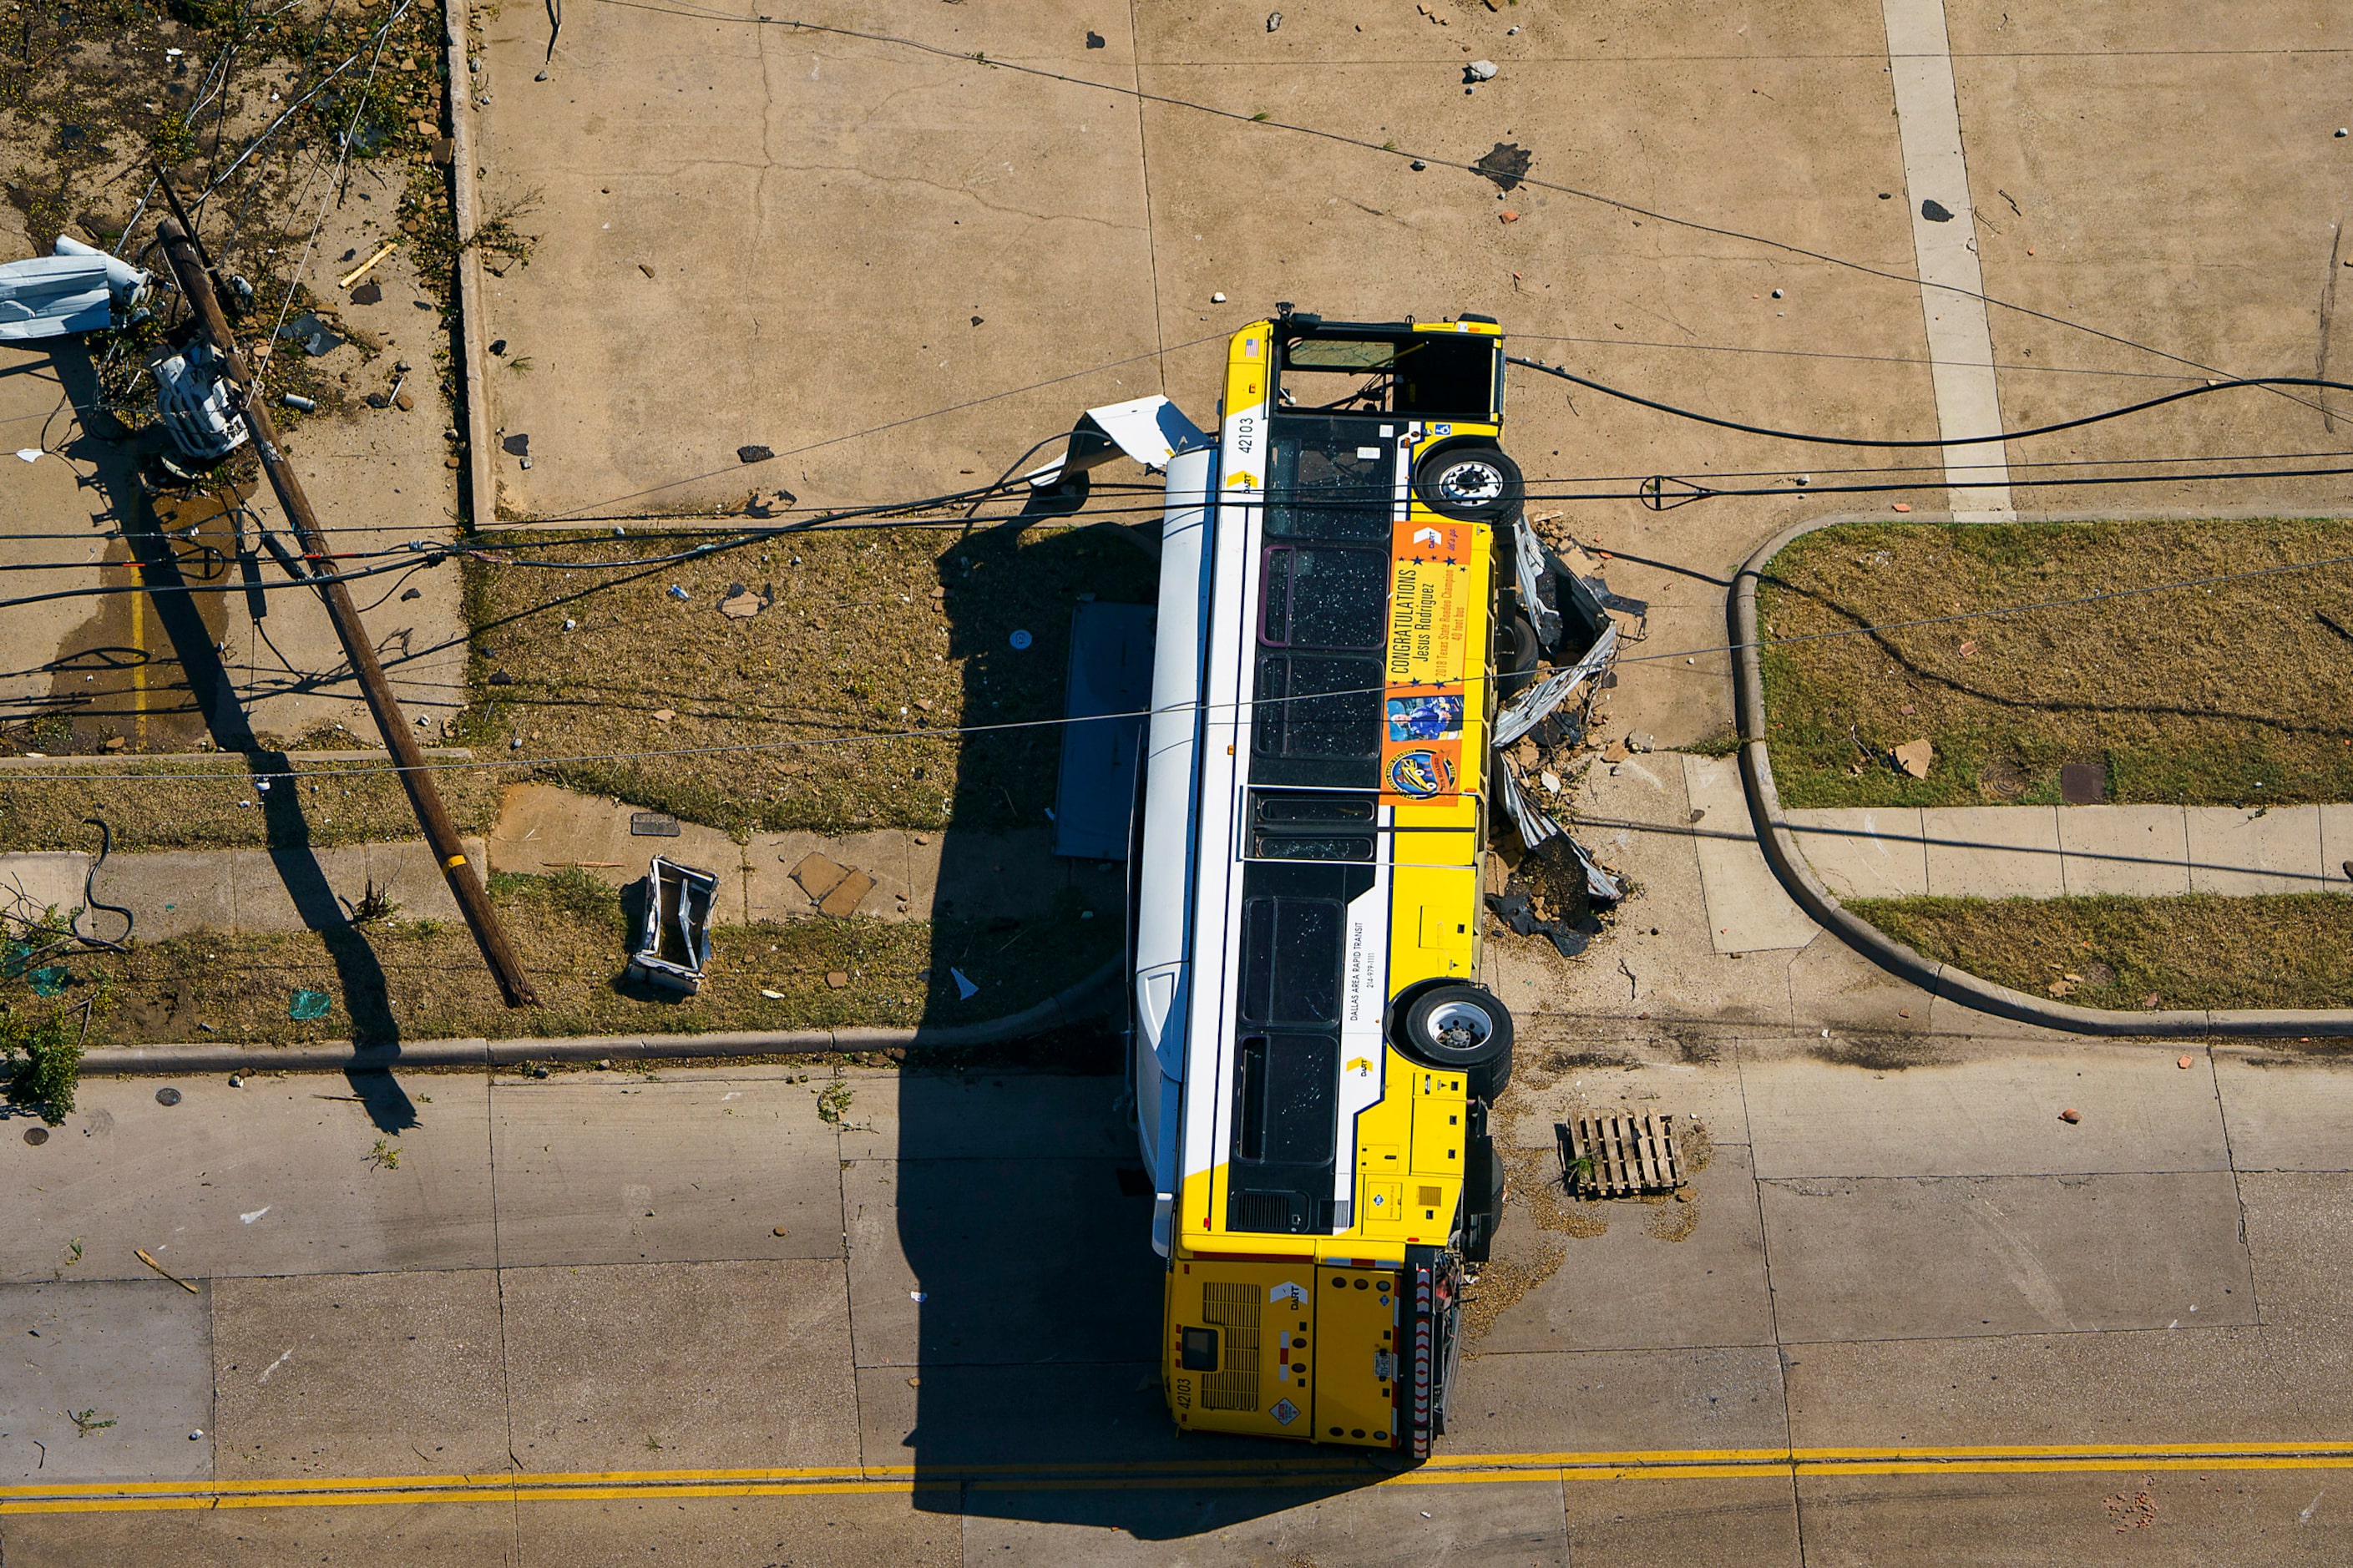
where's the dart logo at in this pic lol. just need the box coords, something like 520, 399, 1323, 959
1387, 749, 1454, 798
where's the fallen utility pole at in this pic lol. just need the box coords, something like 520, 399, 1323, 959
153, 210, 539, 1008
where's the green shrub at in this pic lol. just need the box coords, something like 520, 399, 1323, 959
3, 1004, 85, 1125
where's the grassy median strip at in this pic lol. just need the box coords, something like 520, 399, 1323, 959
461, 522, 1154, 835
7, 872, 1116, 1050
1757, 518, 2353, 809
1849, 892, 2353, 1011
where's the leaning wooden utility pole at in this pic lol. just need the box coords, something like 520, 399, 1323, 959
153, 210, 539, 1008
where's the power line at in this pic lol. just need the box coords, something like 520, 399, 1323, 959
0, 446, 2345, 604
9, 544, 2349, 782
1506, 358, 2353, 448
1506, 331, 2210, 383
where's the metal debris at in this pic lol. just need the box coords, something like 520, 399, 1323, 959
1493, 623, 1617, 748
152, 340, 249, 463
0, 236, 150, 341
627, 855, 717, 994
275, 311, 343, 357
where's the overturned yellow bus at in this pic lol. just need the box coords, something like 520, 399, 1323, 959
1127, 309, 1526, 1459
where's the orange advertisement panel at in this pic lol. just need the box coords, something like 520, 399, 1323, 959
1380, 515, 1475, 802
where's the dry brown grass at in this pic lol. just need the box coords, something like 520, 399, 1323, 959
461, 522, 1155, 834
33, 870, 1117, 1049
1758, 519, 2353, 808
1852, 892, 2353, 1011
0, 756, 505, 852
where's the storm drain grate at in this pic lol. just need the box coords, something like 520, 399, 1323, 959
1559, 1112, 1685, 1198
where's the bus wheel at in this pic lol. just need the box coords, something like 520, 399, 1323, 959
1495, 609, 1541, 701
1397, 984, 1515, 1083
1413, 445, 1525, 523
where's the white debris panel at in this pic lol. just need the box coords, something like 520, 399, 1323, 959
1025, 395, 1212, 487
0, 236, 150, 341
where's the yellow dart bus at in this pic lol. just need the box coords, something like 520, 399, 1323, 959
1127, 307, 1525, 1459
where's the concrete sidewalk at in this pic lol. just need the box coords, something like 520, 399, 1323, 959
0, 783, 1116, 938
1789, 802, 2353, 901
0, 837, 488, 939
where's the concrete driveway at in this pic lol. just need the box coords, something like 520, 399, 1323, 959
472, 0, 2352, 753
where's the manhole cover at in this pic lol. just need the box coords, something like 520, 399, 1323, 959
2060, 762, 2107, 805
1978, 757, 2030, 801
629, 812, 681, 837
23, 1126, 48, 1146
155, 1087, 183, 1106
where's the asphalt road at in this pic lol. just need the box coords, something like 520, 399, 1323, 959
4, 1034, 2350, 1565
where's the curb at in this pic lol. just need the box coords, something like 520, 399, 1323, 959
82, 959, 1125, 1076
1731, 510, 2353, 1039
446, 0, 495, 530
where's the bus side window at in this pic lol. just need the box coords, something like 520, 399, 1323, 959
1253, 655, 1382, 761
1241, 898, 1342, 1025
1261, 546, 1387, 651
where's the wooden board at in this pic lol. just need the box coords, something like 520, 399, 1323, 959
1558, 1111, 1685, 1198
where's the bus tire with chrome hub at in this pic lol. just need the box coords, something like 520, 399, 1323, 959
1395, 983, 1514, 1100
1412, 443, 1524, 523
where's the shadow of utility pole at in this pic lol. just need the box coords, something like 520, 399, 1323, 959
49, 343, 417, 1131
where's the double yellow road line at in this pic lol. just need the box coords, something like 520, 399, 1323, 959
8, 1442, 2353, 1515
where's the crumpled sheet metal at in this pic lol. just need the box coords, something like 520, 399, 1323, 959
152, 340, 250, 462
1495, 772, 1622, 902
1512, 515, 1564, 650
1493, 620, 1617, 749
0, 236, 150, 341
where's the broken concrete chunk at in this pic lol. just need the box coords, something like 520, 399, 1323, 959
790, 852, 850, 902
1893, 738, 1934, 779
817, 871, 875, 919
1465, 58, 1498, 81
718, 583, 772, 620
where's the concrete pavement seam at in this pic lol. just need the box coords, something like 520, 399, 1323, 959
2205, 1048, 2264, 1327
1732, 510, 2353, 1041
80, 958, 1124, 1075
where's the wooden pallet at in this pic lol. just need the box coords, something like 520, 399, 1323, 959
1559, 1112, 1685, 1198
